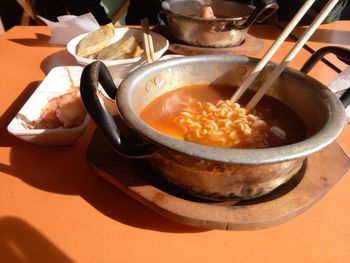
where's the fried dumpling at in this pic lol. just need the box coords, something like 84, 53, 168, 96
125, 45, 144, 59
76, 23, 115, 58
96, 35, 144, 60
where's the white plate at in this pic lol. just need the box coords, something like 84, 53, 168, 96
7, 66, 90, 146
36, 66, 83, 92
66, 28, 169, 67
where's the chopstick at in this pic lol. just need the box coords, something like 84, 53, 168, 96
231, 0, 317, 103
244, 0, 340, 111
141, 18, 155, 63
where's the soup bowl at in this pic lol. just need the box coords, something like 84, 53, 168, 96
80, 54, 348, 201
161, 0, 279, 47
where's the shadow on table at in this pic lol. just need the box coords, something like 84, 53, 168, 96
306, 28, 350, 46
285, 27, 350, 47
7, 33, 65, 48
0, 217, 74, 263
0, 140, 206, 233
0, 83, 206, 233
40, 50, 79, 74
9, 36, 79, 74
252, 26, 350, 47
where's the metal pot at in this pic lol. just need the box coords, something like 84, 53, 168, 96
80, 51, 349, 201
161, 0, 279, 47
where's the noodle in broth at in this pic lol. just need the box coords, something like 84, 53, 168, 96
140, 85, 308, 148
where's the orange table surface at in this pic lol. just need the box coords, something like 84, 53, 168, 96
290, 20, 350, 83
255, 22, 347, 86
0, 25, 349, 263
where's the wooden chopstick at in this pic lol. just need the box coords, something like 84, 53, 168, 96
141, 18, 155, 63
230, 0, 317, 104
245, 0, 340, 111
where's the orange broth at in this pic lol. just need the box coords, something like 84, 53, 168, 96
140, 85, 308, 148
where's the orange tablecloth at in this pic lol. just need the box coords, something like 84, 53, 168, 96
0, 25, 349, 263
288, 20, 350, 84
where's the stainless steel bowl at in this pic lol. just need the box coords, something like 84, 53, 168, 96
161, 0, 279, 47
80, 55, 347, 201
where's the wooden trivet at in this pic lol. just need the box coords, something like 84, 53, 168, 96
168, 34, 264, 56
86, 130, 349, 230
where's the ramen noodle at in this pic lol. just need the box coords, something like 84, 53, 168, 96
175, 99, 268, 147
140, 84, 308, 149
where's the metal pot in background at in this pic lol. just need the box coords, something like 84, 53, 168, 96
80, 50, 349, 201
161, 0, 279, 48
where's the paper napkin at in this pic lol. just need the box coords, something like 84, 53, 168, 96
37, 13, 100, 45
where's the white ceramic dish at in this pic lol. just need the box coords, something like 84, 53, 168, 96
66, 27, 169, 77
36, 66, 82, 92
7, 66, 90, 146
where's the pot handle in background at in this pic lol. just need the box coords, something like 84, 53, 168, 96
300, 46, 350, 108
80, 61, 157, 158
235, 0, 279, 30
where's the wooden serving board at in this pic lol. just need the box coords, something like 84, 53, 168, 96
86, 130, 350, 231
168, 34, 264, 56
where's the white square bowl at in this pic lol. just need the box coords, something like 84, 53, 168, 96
7, 66, 90, 146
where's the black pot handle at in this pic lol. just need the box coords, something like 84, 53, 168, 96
300, 46, 350, 108
80, 61, 158, 158
235, 0, 279, 30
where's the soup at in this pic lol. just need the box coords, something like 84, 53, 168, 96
140, 85, 308, 148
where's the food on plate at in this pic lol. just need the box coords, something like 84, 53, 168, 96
96, 35, 144, 60
199, 6, 216, 18
75, 23, 145, 60
140, 84, 308, 148
76, 23, 115, 58
25, 91, 87, 129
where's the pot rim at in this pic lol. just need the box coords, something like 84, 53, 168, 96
161, 0, 253, 22
117, 55, 346, 165
162, 9, 250, 22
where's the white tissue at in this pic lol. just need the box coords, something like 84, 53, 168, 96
328, 66, 350, 123
37, 13, 100, 45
